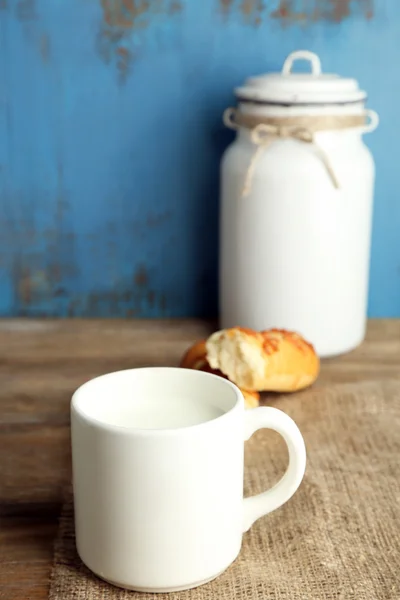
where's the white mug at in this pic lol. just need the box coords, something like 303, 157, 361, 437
71, 367, 306, 593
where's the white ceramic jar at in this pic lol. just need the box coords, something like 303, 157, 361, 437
220, 50, 379, 358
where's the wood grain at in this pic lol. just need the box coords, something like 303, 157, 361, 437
0, 319, 399, 599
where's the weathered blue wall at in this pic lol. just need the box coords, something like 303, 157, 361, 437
0, 0, 398, 317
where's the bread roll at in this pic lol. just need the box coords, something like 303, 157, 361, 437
179, 340, 260, 409
206, 327, 319, 392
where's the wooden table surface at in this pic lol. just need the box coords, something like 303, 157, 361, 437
1, 319, 399, 600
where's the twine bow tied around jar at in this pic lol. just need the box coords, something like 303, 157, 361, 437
224, 107, 345, 197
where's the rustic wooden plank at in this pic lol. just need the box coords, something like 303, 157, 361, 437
0, 518, 57, 600
0, 319, 399, 600
319, 321, 400, 385
0, 318, 397, 370
0, 319, 215, 363
0, 427, 71, 507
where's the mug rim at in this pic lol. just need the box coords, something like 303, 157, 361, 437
71, 367, 244, 435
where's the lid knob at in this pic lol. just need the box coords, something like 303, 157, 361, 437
282, 50, 322, 76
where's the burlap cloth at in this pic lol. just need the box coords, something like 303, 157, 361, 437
50, 381, 400, 599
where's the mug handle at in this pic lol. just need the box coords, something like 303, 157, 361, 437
242, 407, 306, 532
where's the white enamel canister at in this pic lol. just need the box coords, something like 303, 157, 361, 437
220, 50, 379, 357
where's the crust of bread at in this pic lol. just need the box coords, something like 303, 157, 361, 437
240, 389, 260, 409
180, 340, 208, 370
180, 340, 260, 409
206, 327, 319, 392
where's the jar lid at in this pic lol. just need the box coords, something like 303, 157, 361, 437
235, 50, 367, 106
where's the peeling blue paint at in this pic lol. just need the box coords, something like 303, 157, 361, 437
0, 0, 398, 316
